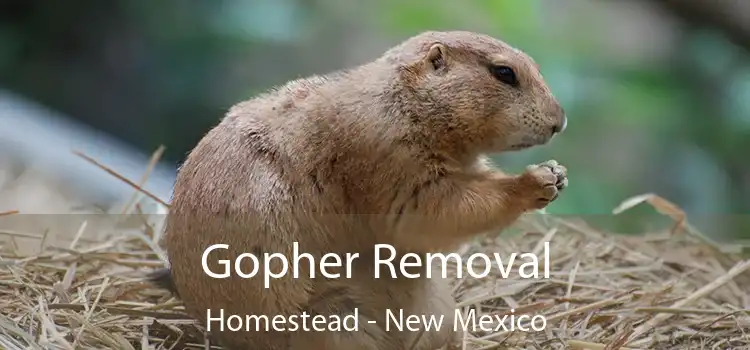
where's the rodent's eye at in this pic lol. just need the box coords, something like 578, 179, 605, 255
489, 65, 518, 87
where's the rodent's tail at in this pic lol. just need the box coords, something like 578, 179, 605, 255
147, 268, 180, 297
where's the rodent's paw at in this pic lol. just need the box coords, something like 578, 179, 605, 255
519, 160, 567, 209
543, 159, 568, 192
443, 342, 462, 350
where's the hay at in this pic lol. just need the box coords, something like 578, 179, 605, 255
1, 153, 749, 349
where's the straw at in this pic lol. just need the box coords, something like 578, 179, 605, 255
0, 151, 748, 349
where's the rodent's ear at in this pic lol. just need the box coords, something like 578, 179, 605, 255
424, 43, 448, 71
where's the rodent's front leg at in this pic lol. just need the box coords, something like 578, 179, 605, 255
391, 160, 567, 251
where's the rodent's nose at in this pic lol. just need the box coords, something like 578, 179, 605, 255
552, 115, 567, 135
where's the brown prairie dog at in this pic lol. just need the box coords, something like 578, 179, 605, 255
150, 30, 568, 350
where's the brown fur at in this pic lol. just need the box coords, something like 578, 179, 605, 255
153, 31, 568, 350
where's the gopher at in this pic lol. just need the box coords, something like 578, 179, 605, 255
150, 30, 568, 350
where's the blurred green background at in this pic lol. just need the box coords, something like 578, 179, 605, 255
0, 0, 748, 241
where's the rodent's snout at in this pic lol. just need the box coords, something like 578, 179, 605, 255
549, 103, 567, 136
552, 114, 567, 135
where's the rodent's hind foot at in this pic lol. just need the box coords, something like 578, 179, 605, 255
287, 319, 398, 350
146, 268, 179, 297
437, 334, 462, 350
442, 343, 462, 350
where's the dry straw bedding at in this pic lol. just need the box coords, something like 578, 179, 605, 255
0, 152, 748, 350
1, 207, 748, 350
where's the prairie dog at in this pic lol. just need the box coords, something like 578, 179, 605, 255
151, 30, 568, 350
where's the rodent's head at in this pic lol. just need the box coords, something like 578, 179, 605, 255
381, 31, 567, 154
